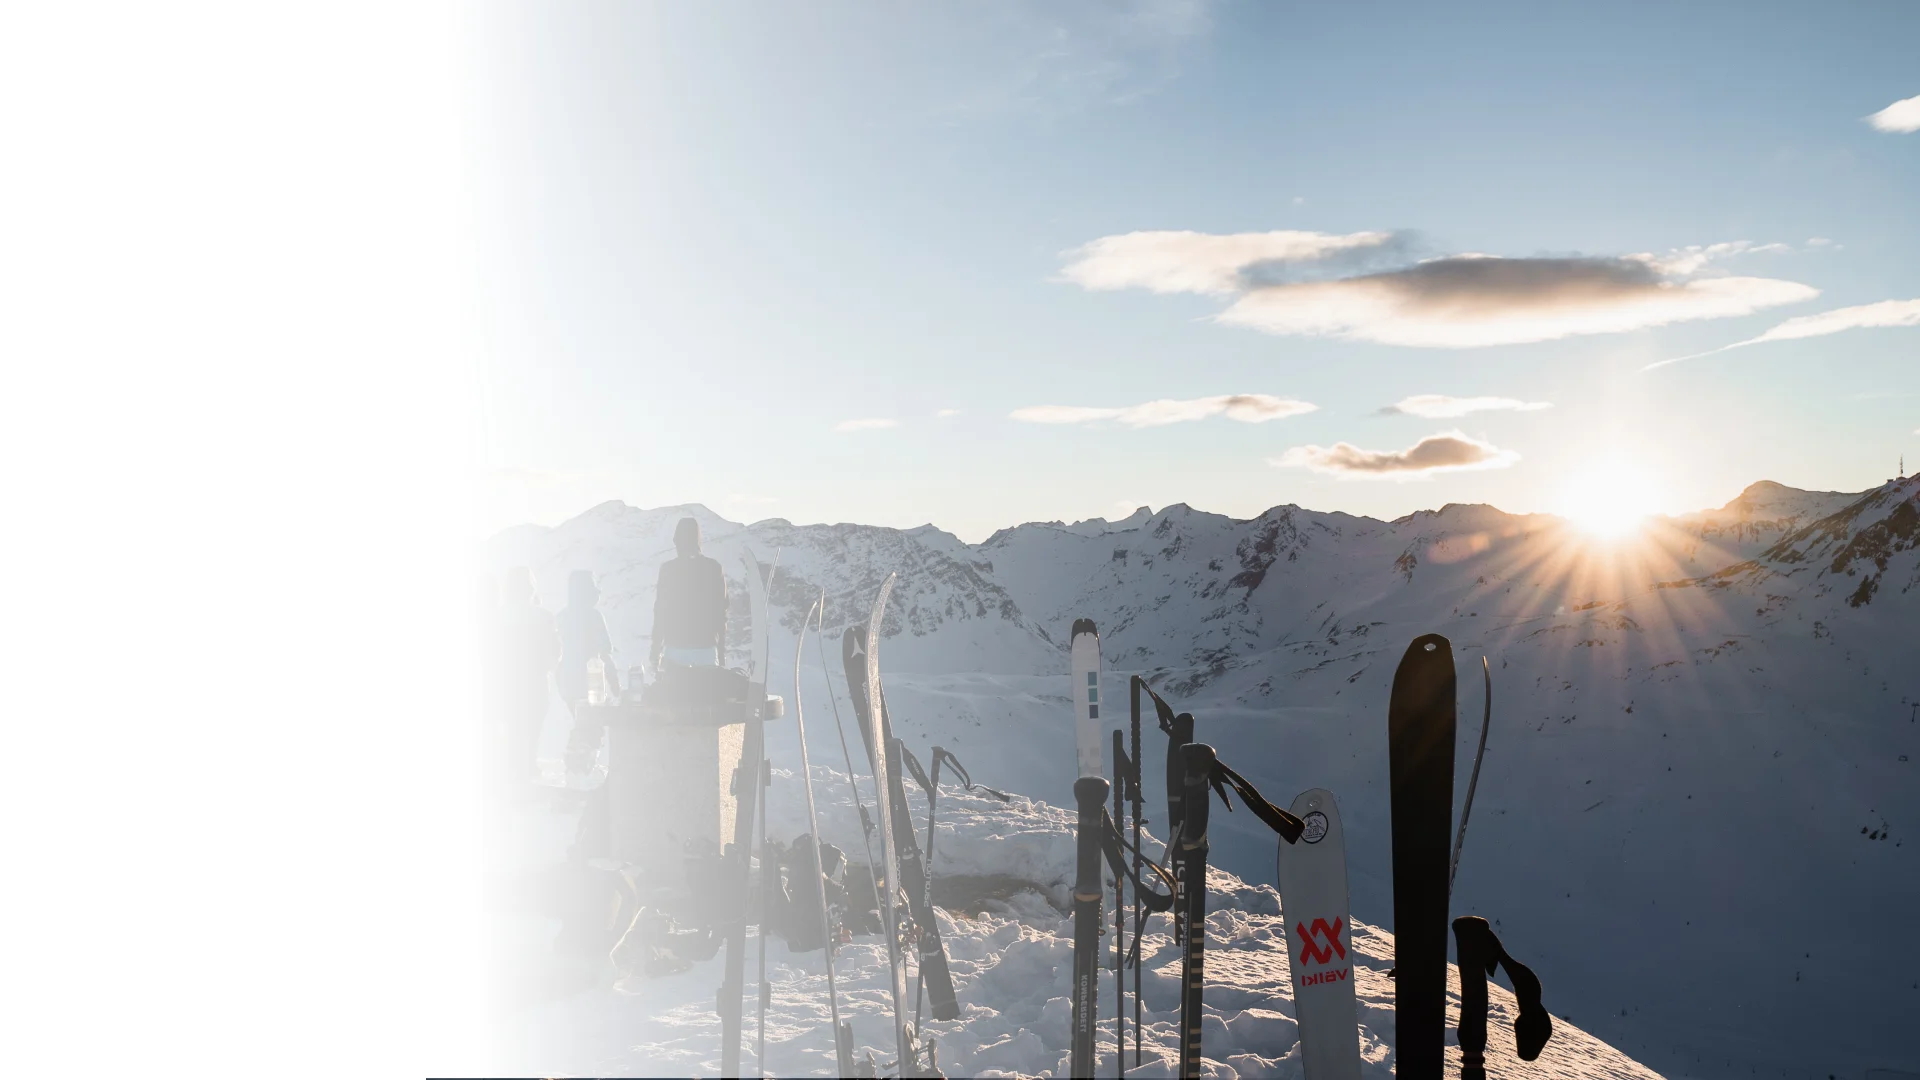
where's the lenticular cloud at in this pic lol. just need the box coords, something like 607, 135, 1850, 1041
1272, 431, 1519, 478
1060, 231, 1817, 349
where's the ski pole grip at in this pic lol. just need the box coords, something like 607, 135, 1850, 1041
1074, 776, 1111, 901
1180, 743, 1216, 849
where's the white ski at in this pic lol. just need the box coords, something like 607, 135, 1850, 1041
794, 590, 857, 1076
1275, 787, 1361, 1080
1069, 620, 1103, 780
863, 572, 913, 1073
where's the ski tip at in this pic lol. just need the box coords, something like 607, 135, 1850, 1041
1071, 617, 1098, 639
1402, 632, 1451, 659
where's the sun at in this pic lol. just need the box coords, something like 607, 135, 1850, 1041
1558, 458, 1667, 538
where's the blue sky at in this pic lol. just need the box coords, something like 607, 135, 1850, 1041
469, 0, 1919, 541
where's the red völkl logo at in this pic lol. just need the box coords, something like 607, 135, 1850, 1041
1295, 917, 1346, 966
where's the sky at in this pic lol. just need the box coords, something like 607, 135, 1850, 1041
467, 0, 1920, 542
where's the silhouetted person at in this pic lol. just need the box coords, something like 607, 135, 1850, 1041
558, 569, 618, 775
492, 566, 559, 787
651, 517, 727, 670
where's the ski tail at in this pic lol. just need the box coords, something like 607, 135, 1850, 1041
1387, 633, 1457, 1080
1070, 620, 1104, 779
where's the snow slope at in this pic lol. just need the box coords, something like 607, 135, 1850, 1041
489, 765, 1663, 1080
489, 476, 1920, 1079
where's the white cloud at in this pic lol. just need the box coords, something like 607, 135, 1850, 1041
1866, 94, 1920, 133
1061, 230, 1817, 349
1806, 237, 1836, 248
936, 408, 961, 417
1645, 298, 1920, 370
1218, 257, 1815, 348
1640, 240, 1789, 276
1272, 431, 1519, 479
1011, 393, 1317, 428
835, 418, 898, 432
1382, 394, 1553, 418
1058, 229, 1400, 295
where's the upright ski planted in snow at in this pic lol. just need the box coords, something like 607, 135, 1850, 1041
856, 574, 919, 1075
1276, 788, 1361, 1080
842, 624, 961, 1029
1068, 619, 1106, 1080
794, 592, 857, 1077
1387, 633, 1456, 1080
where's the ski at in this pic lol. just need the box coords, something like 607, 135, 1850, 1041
1067, 618, 1107, 1079
794, 592, 858, 1077
718, 549, 774, 1078
856, 574, 916, 1074
841, 619, 962, 1030
1450, 656, 1493, 893
1275, 788, 1361, 1080
1387, 633, 1456, 1080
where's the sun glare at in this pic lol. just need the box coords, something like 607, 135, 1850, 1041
1559, 458, 1667, 538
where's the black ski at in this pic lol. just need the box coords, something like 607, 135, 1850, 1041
1387, 633, 1456, 1080
841, 626, 962, 1025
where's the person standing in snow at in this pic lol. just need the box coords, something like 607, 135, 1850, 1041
650, 516, 727, 671
558, 568, 619, 775
492, 566, 559, 787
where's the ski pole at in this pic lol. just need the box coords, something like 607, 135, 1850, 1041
1129, 675, 1145, 1069
910, 746, 943, 1032
1112, 728, 1126, 1078
1071, 774, 1110, 1080
1176, 743, 1216, 1080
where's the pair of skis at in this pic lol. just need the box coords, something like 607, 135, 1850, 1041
841, 575, 950, 1078
1387, 633, 1551, 1080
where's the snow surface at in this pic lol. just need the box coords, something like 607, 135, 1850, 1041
490, 477, 1920, 1079
489, 764, 1662, 1079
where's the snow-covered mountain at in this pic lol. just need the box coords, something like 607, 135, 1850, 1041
489, 476, 1920, 1079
